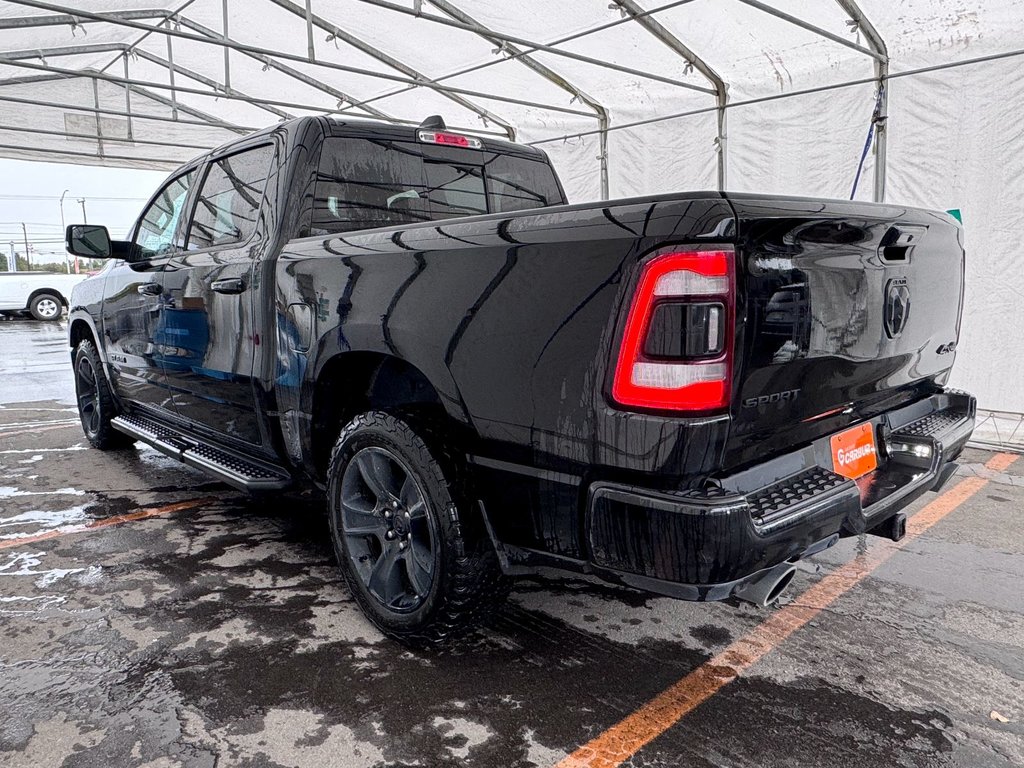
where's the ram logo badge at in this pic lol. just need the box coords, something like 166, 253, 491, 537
884, 277, 911, 338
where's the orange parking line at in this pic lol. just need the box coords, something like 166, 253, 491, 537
0, 497, 215, 551
556, 452, 1018, 768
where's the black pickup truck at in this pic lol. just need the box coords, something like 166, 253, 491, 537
66, 115, 975, 645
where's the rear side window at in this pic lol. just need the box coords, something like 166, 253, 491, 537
188, 144, 274, 250
485, 153, 563, 213
312, 138, 430, 233
310, 136, 562, 235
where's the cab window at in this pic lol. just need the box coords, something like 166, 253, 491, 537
188, 144, 274, 250
134, 170, 195, 259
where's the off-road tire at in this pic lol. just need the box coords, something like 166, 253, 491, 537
327, 410, 510, 646
30, 293, 63, 321
73, 339, 135, 450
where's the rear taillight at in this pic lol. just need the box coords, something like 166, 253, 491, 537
611, 248, 735, 412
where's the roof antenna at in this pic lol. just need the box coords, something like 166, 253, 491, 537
419, 115, 447, 131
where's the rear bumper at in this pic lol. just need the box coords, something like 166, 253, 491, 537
585, 389, 976, 601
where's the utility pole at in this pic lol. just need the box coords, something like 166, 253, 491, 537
7, 241, 15, 273
21, 223, 30, 271
59, 188, 71, 274
78, 198, 88, 224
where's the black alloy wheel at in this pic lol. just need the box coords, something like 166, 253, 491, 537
327, 411, 509, 646
76, 353, 102, 439
339, 446, 438, 611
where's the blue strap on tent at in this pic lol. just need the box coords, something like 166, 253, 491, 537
850, 85, 886, 200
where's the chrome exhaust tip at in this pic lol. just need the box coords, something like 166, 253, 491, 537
733, 562, 798, 608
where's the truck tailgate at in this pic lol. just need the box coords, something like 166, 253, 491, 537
724, 195, 964, 471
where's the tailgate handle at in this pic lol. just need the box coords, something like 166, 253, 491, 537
879, 226, 924, 262
212, 277, 246, 295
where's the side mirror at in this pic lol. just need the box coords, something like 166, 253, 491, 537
66, 224, 112, 259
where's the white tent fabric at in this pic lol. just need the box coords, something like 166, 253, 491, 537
0, 0, 1021, 427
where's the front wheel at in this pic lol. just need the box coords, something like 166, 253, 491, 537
30, 293, 63, 321
73, 339, 135, 450
327, 411, 509, 646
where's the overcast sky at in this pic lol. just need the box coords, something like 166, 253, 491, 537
0, 158, 166, 269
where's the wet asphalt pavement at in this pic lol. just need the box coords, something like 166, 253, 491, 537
1, 316, 1022, 768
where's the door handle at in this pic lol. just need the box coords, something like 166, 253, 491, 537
211, 277, 246, 295
137, 283, 162, 295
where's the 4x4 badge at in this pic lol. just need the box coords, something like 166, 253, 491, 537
884, 277, 911, 338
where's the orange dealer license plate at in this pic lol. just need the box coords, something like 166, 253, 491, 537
830, 422, 879, 480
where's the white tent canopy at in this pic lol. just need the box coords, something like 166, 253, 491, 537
1, 0, 1022, 426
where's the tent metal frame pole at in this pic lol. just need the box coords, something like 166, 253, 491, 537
173, 16, 398, 122
122, 52, 134, 140
131, 48, 294, 119
0, 53, 502, 136
0, 122, 218, 150
0, 43, 292, 121
261, 0, 517, 139
0, 8, 169, 28
0, 140, 184, 165
336, 0, 701, 117
3, 1, 591, 121
91, 76, 104, 157
735, 0, 883, 61
426, 0, 610, 199
118, 79, 251, 132
0, 59, 513, 138
609, 0, 728, 190
353, 0, 714, 95
221, 0, 230, 87
163, 17, 177, 120
0, 91, 251, 131
835, 0, 888, 202
0, 59, 308, 114
304, 0, 315, 61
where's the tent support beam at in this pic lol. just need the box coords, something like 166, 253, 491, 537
221, 0, 230, 87
354, 0, 715, 95
0, 8, 168, 28
304, 0, 315, 61
0, 122, 217, 150
174, 16, 398, 123
0, 140, 184, 165
609, 0, 728, 189
425, 0, 610, 198
335, 0, 703, 117
735, 0, 883, 61
122, 52, 134, 140
131, 48, 295, 120
120, 79, 251, 133
262, 0, 517, 139
835, 0, 888, 202
0, 59, 512, 137
91, 76, 104, 157
0, 44, 295, 121
163, 17, 177, 120
3, 1, 591, 121
0, 90, 252, 131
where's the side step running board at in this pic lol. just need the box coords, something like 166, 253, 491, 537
112, 413, 291, 492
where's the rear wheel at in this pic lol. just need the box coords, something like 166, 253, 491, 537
29, 293, 63, 321
327, 411, 509, 646
73, 339, 135, 450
